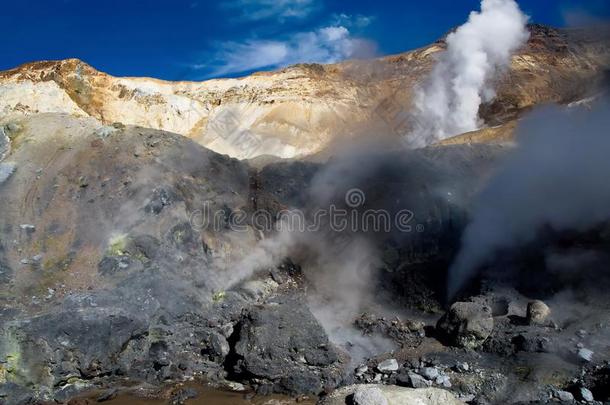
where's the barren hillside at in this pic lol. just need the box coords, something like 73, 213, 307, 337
0, 25, 608, 159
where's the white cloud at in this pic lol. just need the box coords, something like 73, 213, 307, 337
223, 0, 318, 22
201, 41, 289, 76
331, 13, 375, 28
200, 25, 376, 77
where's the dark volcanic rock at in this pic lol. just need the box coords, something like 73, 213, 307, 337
98, 255, 144, 275
0, 274, 259, 402
584, 365, 610, 402
144, 187, 178, 215
1, 303, 147, 393
165, 222, 207, 255
436, 301, 494, 349
354, 313, 425, 347
257, 161, 319, 210
0, 117, 260, 403
526, 300, 551, 325
231, 295, 346, 395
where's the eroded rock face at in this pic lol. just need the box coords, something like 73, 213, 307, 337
230, 295, 346, 395
0, 115, 266, 403
0, 25, 608, 159
436, 302, 494, 349
0, 113, 508, 403
0, 279, 273, 403
3, 110, 607, 404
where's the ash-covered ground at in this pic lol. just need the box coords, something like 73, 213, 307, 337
1, 97, 610, 405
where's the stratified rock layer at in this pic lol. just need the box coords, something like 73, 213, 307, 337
0, 25, 608, 158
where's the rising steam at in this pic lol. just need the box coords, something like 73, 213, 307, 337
448, 99, 610, 298
214, 146, 401, 361
213, 0, 534, 361
408, 0, 529, 147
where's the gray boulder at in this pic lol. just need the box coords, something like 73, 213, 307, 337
555, 390, 574, 401
321, 385, 464, 405
353, 386, 389, 405
435, 375, 451, 388
436, 301, 493, 349
420, 367, 439, 380
580, 387, 594, 402
377, 359, 399, 373
231, 296, 345, 395
526, 300, 550, 325
410, 372, 432, 388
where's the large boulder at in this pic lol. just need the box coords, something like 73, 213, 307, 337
321, 385, 464, 405
231, 295, 346, 395
436, 302, 494, 349
353, 386, 389, 405
0, 115, 267, 403
526, 300, 551, 325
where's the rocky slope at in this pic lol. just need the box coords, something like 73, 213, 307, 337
4, 112, 610, 405
0, 112, 509, 403
0, 113, 349, 403
1, 22, 610, 405
0, 25, 608, 159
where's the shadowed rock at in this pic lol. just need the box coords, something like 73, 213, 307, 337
230, 295, 346, 395
436, 302, 494, 349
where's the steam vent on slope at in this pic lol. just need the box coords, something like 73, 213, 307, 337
1, 0, 610, 404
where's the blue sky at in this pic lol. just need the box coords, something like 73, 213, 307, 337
0, 0, 608, 80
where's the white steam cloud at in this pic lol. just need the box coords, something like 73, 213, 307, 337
216, 226, 300, 289
408, 0, 529, 147
211, 218, 393, 362
302, 234, 395, 362
448, 99, 610, 298
212, 147, 401, 362
207, 0, 533, 360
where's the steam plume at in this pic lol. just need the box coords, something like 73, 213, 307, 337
216, 226, 300, 290
448, 99, 610, 298
408, 0, 529, 146
214, 146, 405, 361
213, 0, 532, 356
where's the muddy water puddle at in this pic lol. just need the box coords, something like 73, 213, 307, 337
73, 383, 316, 405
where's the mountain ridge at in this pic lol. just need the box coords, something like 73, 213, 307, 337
1, 24, 608, 159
